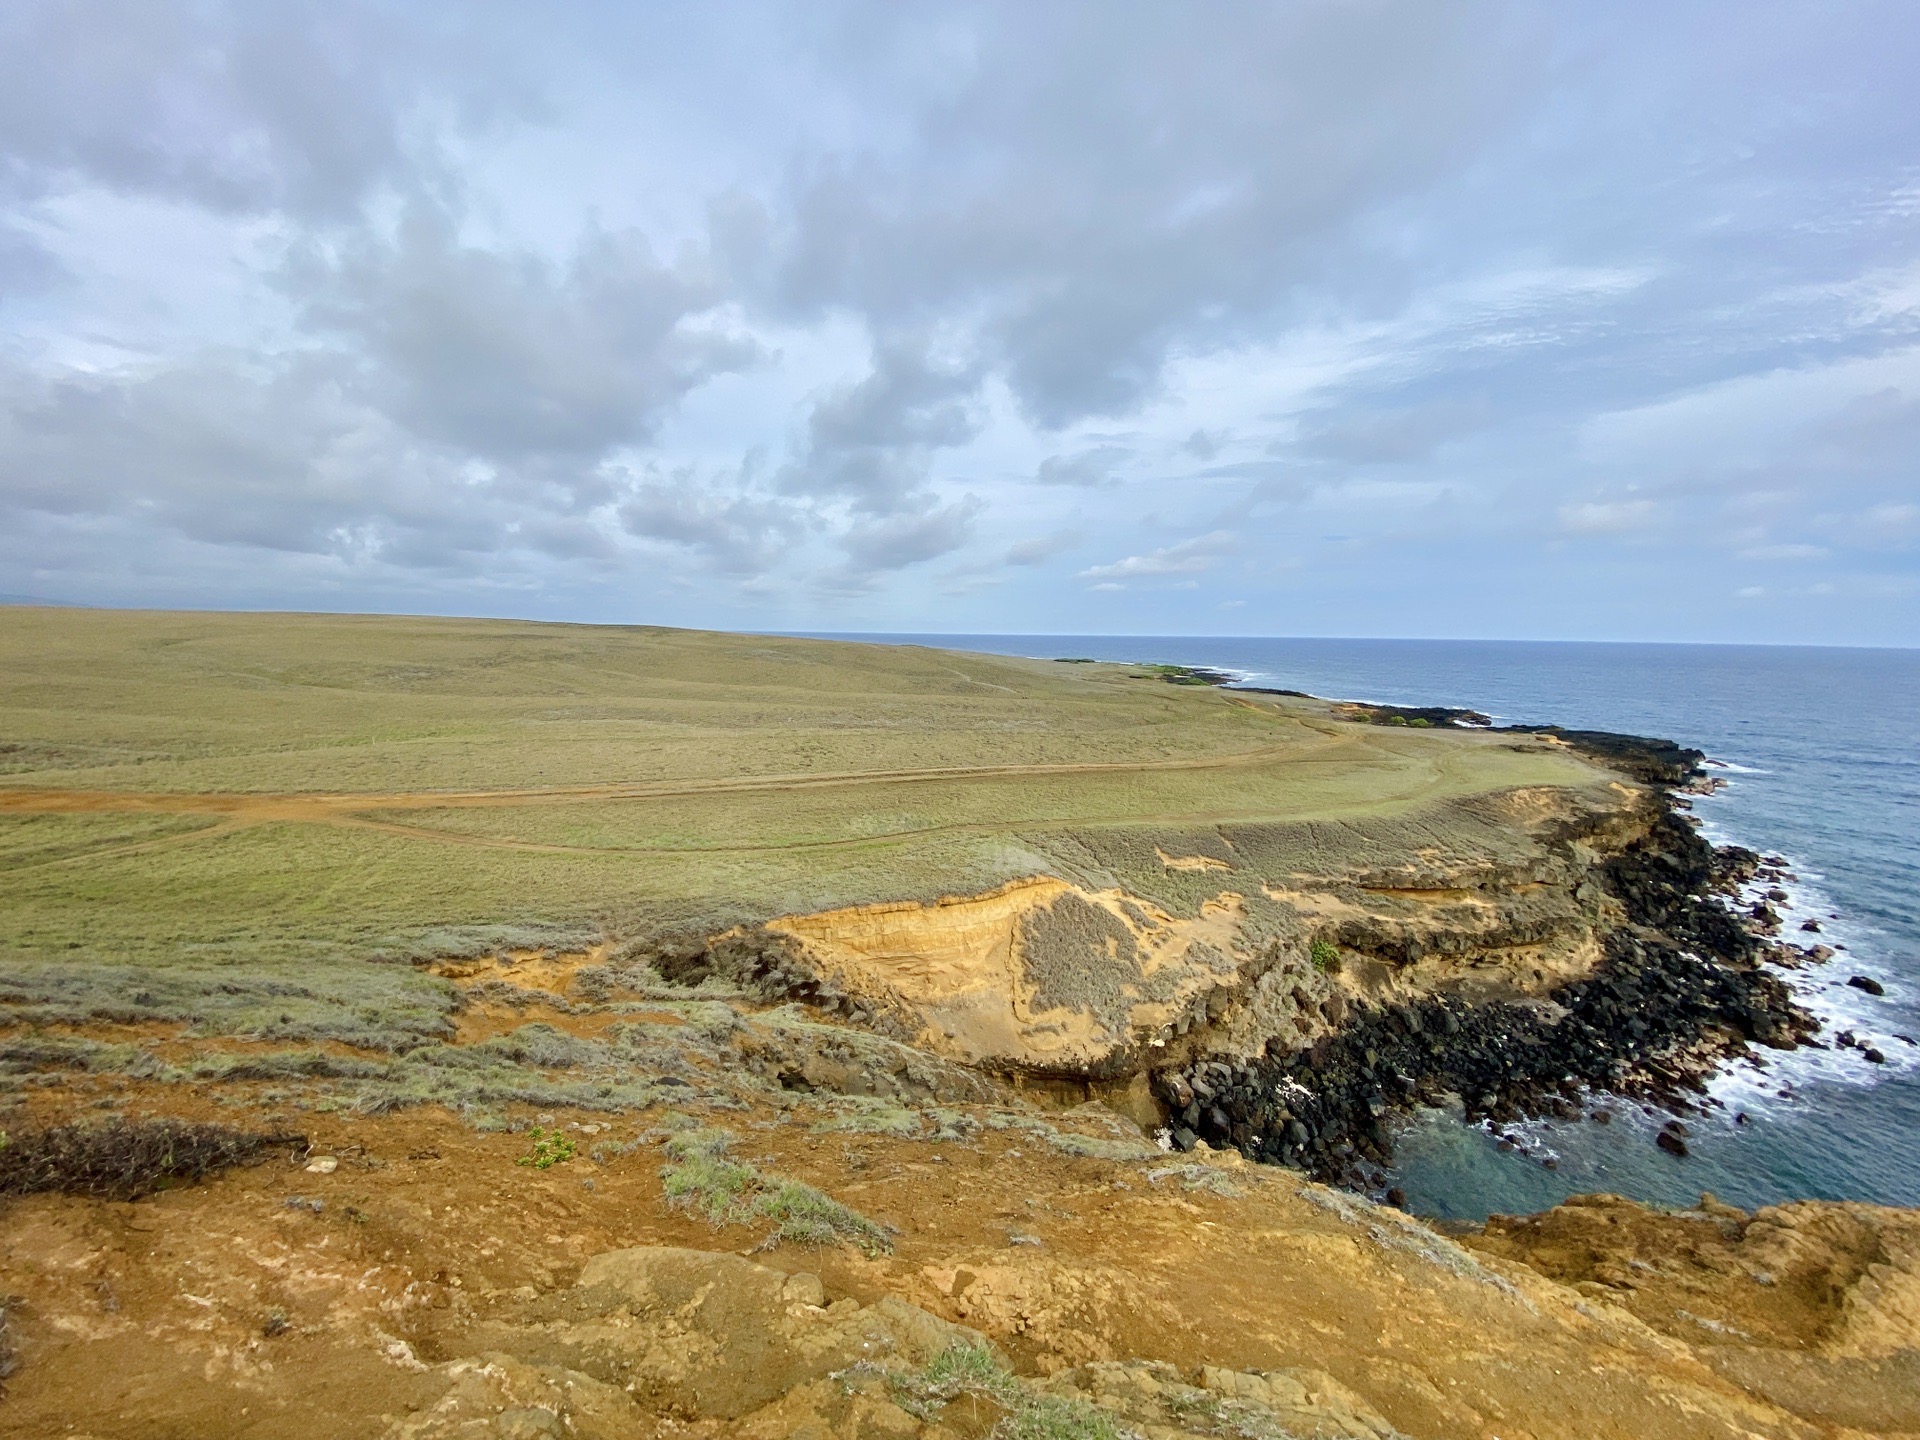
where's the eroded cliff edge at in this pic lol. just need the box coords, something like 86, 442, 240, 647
2, 726, 1912, 1438
632, 726, 1820, 1190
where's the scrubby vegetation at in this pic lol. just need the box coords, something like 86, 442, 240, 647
888, 1343, 1130, 1439
1017, 892, 1143, 1025
515, 1126, 576, 1169
984, 1109, 1162, 1163
0, 1118, 304, 1200
0, 1019, 704, 1121
660, 1125, 893, 1254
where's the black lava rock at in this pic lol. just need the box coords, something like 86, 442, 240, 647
1152, 809, 1814, 1188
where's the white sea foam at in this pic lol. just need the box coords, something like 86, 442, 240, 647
1697, 844, 1919, 1124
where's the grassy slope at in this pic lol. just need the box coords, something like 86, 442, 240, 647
0, 608, 1602, 986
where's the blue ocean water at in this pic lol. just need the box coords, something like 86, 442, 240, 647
823, 635, 1920, 1218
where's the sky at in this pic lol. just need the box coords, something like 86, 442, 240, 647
1, 1, 1917, 644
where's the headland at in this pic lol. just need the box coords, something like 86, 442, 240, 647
0, 609, 1911, 1438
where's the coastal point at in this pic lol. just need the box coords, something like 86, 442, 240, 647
1, 611, 1911, 1438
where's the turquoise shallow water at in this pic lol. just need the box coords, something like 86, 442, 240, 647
819, 634, 1920, 1218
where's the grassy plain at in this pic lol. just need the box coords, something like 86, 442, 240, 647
0, 607, 1605, 1047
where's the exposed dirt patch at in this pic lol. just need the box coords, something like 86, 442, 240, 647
1155, 846, 1232, 872
767, 879, 1248, 1071
0, 1079, 1901, 1439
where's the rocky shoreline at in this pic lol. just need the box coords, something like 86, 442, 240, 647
1153, 727, 1824, 1193
630, 670, 1838, 1202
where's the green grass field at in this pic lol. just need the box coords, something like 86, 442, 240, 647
0, 608, 1607, 1048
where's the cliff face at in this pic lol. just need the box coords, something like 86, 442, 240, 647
1470, 1191, 1920, 1436
715, 778, 1665, 1077
738, 743, 1811, 1187
0, 732, 1903, 1439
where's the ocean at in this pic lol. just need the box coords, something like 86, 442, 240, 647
819, 635, 1920, 1220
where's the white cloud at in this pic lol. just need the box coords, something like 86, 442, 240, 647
1, 1, 1917, 641
1558, 499, 1657, 536
1006, 528, 1082, 566
1077, 530, 1235, 586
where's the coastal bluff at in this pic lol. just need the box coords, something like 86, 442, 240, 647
0, 610, 1911, 1438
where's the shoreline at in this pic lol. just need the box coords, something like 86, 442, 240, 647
1131, 663, 1841, 1200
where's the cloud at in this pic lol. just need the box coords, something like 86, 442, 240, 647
1293, 398, 1493, 464
780, 337, 981, 515
1868, 501, 1920, 533
0, 0, 515, 219
1805, 385, 1920, 467
1558, 499, 1657, 536
1035, 446, 1126, 487
775, 1, 1537, 426
0, 350, 414, 556
296, 206, 757, 471
618, 473, 802, 574
832, 495, 984, 586
1006, 527, 1082, 565
0, 197, 768, 578
1077, 529, 1235, 586
2, 2, 1918, 640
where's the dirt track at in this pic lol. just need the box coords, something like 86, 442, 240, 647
0, 730, 1395, 863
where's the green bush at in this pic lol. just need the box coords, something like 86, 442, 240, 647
1309, 939, 1342, 974
515, 1126, 576, 1169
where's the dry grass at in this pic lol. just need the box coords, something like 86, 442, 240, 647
0, 1118, 305, 1200
0, 609, 1606, 1038
659, 1125, 894, 1254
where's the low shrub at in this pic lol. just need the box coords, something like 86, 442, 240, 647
515, 1126, 576, 1170
890, 1344, 1130, 1438
0, 1119, 305, 1200
659, 1126, 893, 1254
758, 1179, 894, 1253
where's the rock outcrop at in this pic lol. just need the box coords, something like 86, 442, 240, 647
1470, 1191, 1920, 1436
718, 730, 1815, 1187
385, 1245, 1417, 1439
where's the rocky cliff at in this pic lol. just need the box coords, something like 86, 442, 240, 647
670, 729, 1818, 1196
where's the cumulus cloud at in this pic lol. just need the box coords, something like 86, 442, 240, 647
775, 1, 1533, 426
1035, 446, 1127, 487
0, 1, 1916, 640
0, 0, 513, 218
779, 338, 981, 516
1077, 530, 1235, 587
831, 495, 984, 589
296, 207, 757, 471
618, 474, 802, 574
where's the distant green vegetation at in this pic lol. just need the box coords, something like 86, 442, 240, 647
0, 609, 1605, 1044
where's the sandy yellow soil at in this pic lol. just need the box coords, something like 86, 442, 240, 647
0, 1074, 1913, 1440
